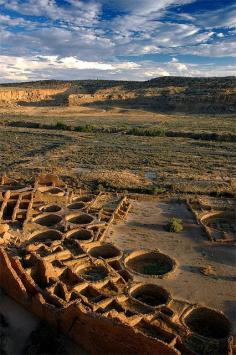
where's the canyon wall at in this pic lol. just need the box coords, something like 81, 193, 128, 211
0, 88, 69, 106
0, 77, 235, 113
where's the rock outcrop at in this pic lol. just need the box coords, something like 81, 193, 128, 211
0, 77, 235, 113
0, 88, 68, 106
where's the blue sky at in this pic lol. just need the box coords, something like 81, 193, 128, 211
0, 0, 235, 82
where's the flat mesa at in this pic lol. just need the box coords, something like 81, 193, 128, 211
0, 173, 234, 355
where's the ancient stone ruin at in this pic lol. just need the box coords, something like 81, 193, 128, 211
0, 174, 233, 354
188, 196, 236, 244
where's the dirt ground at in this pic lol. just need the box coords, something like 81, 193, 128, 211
106, 199, 236, 339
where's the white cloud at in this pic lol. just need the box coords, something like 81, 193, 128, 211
46, 56, 114, 70
179, 39, 236, 57
1, 54, 235, 83
0, 1, 234, 62
99, 0, 194, 15
7, 0, 100, 24
113, 62, 140, 70
141, 45, 160, 54
0, 14, 29, 26
144, 69, 170, 77
195, 4, 236, 29
0, 55, 141, 82
169, 58, 189, 73
0, 0, 235, 80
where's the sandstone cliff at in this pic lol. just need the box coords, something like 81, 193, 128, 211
0, 77, 235, 113
0, 88, 69, 107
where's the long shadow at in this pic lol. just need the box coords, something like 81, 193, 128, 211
15, 79, 236, 114
16, 81, 132, 107
82, 95, 236, 114
224, 300, 236, 321
83, 96, 178, 114
127, 220, 165, 232
17, 89, 69, 107
181, 265, 236, 281
194, 244, 236, 267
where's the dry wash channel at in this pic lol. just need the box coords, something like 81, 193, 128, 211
0, 174, 234, 355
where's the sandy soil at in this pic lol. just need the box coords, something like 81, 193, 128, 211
107, 199, 236, 339
0, 105, 159, 122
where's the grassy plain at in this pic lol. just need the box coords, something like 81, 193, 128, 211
0, 106, 235, 195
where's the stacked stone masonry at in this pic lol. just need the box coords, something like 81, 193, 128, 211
0, 174, 233, 354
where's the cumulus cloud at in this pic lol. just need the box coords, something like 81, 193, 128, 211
0, 54, 235, 83
0, 55, 141, 82
144, 69, 170, 77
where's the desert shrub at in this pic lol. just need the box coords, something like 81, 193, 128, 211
127, 127, 166, 137
75, 124, 97, 133
97, 183, 105, 191
166, 217, 183, 232
55, 121, 68, 130
150, 186, 165, 195
8, 121, 40, 129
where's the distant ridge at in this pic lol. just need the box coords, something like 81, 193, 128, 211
0, 77, 235, 113
0, 76, 235, 88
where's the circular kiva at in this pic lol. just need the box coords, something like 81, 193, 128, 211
73, 195, 95, 203
67, 202, 86, 210
201, 212, 235, 235
40, 204, 62, 213
124, 250, 176, 277
184, 307, 231, 339
77, 265, 108, 282
87, 243, 122, 260
29, 229, 63, 244
129, 283, 171, 308
33, 213, 62, 227
66, 213, 94, 226
66, 229, 94, 243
